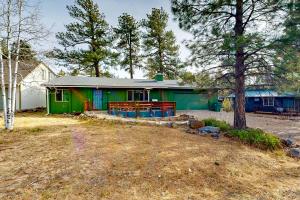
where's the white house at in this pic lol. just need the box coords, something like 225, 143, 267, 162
0, 61, 56, 111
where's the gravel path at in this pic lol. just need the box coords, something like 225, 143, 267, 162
178, 110, 300, 143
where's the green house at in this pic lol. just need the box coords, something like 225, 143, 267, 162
43, 75, 218, 114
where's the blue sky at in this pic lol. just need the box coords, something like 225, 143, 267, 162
34, 0, 193, 78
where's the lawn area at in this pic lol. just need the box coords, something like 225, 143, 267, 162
0, 113, 299, 199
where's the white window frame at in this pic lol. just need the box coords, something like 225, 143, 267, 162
55, 89, 69, 102
127, 90, 149, 102
48, 71, 52, 80
41, 69, 46, 80
263, 97, 274, 107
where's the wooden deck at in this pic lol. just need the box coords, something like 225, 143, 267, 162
108, 101, 176, 117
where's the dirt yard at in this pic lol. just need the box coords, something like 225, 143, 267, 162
0, 113, 299, 199
179, 110, 300, 143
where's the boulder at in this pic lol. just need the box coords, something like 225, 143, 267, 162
289, 148, 300, 158
198, 126, 220, 134
189, 119, 204, 129
178, 114, 193, 121
211, 132, 220, 139
167, 122, 173, 128
186, 128, 198, 134
281, 138, 295, 147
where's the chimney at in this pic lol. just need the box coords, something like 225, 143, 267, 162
154, 73, 163, 81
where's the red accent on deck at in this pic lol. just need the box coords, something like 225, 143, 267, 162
108, 101, 176, 117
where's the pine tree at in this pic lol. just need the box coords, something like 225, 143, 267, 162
114, 13, 141, 79
172, 0, 290, 129
273, 1, 300, 92
12, 40, 37, 61
142, 8, 183, 79
52, 0, 116, 77
2, 40, 37, 61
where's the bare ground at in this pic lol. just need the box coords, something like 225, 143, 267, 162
179, 110, 300, 143
0, 112, 299, 200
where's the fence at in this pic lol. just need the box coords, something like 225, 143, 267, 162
108, 101, 176, 118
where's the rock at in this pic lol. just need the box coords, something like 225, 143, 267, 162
289, 148, 300, 158
211, 132, 220, 139
186, 128, 197, 134
178, 114, 192, 121
214, 161, 220, 166
198, 126, 220, 134
172, 123, 178, 128
281, 138, 295, 147
167, 122, 173, 128
198, 126, 221, 139
189, 119, 204, 129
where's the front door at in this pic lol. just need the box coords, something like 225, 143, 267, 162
93, 89, 103, 110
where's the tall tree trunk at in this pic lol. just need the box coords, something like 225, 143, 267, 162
129, 34, 133, 79
6, 0, 13, 130
158, 50, 163, 75
158, 37, 164, 75
234, 0, 246, 129
0, 46, 7, 126
94, 61, 100, 77
234, 62, 246, 129
11, 0, 23, 127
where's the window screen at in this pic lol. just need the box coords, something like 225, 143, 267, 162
127, 90, 149, 101
55, 89, 69, 102
263, 97, 274, 106
56, 90, 63, 102
128, 90, 133, 101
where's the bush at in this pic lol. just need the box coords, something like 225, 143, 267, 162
203, 118, 281, 150
222, 98, 233, 112
203, 118, 231, 132
227, 128, 281, 150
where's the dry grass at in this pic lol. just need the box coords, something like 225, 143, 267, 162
0, 112, 299, 200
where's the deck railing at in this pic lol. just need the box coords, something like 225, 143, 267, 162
108, 101, 176, 117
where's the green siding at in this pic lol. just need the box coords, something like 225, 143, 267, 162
174, 93, 209, 110
149, 89, 162, 101
157, 89, 212, 110
102, 89, 127, 110
49, 89, 70, 114
71, 88, 92, 113
48, 87, 217, 114
143, 89, 215, 110
49, 88, 93, 114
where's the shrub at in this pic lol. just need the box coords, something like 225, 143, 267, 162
203, 118, 231, 132
203, 118, 281, 150
222, 98, 233, 112
227, 128, 281, 150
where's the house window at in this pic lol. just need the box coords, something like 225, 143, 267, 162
42, 69, 46, 80
263, 97, 274, 106
127, 90, 149, 101
128, 90, 133, 101
55, 89, 69, 102
254, 98, 260, 102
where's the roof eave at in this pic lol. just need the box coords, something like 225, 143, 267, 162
43, 84, 196, 90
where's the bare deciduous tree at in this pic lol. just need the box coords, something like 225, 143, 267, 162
0, 0, 48, 130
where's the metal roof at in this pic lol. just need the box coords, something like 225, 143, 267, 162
229, 90, 297, 98
42, 76, 195, 89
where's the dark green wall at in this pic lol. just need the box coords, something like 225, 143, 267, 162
102, 89, 127, 110
49, 88, 92, 114
48, 87, 218, 114
152, 89, 217, 110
